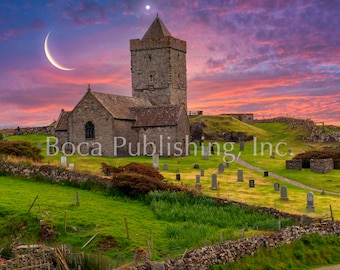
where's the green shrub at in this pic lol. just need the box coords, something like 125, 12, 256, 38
0, 132, 3, 141
0, 140, 43, 161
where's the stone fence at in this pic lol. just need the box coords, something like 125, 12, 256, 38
134, 221, 340, 270
0, 126, 54, 137
254, 117, 315, 131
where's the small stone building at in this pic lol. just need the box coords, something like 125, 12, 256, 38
54, 15, 190, 157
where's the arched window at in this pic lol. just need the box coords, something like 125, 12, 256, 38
85, 121, 95, 139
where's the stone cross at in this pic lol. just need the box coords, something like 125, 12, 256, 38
152, 154, 159, 170
237, 170, 244, 182
274, 183, 280, 192
306, 192, 315, 211
211, 174, 218, 190
280, 185, 289, 200
249, 179, 255, 188
218, 163, 224, 174
200, 168, 204, 176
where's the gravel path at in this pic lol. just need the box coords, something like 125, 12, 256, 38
235, 158, 340, 196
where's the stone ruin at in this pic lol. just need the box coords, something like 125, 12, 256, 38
310, 158, 334, 173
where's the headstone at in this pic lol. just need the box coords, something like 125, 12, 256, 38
61, 156, 67, 166
203, 146, 209, 160
194, 163, 200, 169
218, 163, 224, 174
270, 152, 275, 158
224, 161, 229, 168
249, 179, 255, 188
196, 175, 200, 184
152, 154, 159, 170
37, 142, 42, 149
240, 142, 244, 151
306, 192, 315, 211
211, 174, 218, 190
195, 184, 201, 192
200, 168, 204, 176
237, 170, 244, 182
274, 183, 280, 192
163, 163, 168, 170
69, 163, 74, 169
280, 185, 289, 200
176, 173, 181, 181
264, 171, 269, 177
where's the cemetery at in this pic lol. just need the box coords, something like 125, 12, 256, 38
0, 116, 340, 269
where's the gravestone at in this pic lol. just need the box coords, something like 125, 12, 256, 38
69, 163, 74, 169
200, 168, 204, 176
163, 163, 168, 170
60, 156, 67, 166
37, 142, 42, 150
152, 154, 159, 170
176, 173, 181, 181
306, 192, 315, 211
211, 174, 218, 190
280, 185, 289, 200
237, 170, 244, 182
218, 163, 224, 174
249, 179, 255, 188
195, 184, 201, 192
196, 175, 200, 184
203, 146, 209, 160
264, 171, 269, 177
274, 183, 280, 192
194, 163, 200, 169
270, 152, 275, 158
240, 142, 244, 151
225, 161, 229, 168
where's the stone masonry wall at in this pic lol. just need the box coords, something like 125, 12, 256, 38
0, 126, 54, 137
310, 158, 334, 173
286, 159, 302, 170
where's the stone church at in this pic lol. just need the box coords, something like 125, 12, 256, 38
54, 15, 190, 157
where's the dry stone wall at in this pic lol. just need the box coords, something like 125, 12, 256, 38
0, 126, 54, 137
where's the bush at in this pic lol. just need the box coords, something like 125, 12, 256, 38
111, 172, 183, 197
0, 132, 3, 141
101, 162, 164, 180
0, 140, 43, 161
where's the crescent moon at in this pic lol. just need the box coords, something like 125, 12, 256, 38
44, 32, 75, 71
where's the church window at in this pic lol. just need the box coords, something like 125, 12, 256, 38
85, 121, 95, 139
149, 75, 153, 82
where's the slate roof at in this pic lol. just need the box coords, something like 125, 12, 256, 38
130, 106, 182, 127
55, 109, 71, 131
91, 91, 151, 120
142, 15, 172, 40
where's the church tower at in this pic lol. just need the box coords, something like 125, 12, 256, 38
130, 15, 187, 110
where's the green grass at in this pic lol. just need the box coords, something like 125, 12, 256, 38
0, 176, 294, 265
210, 234, 340, 270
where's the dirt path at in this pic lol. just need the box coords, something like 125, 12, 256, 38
235, 158, 340, 196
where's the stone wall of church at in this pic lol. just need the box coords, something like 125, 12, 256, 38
67, 92, 115, 157
130, 36, 187, 109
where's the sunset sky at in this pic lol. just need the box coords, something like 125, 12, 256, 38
1, 0, 339, 128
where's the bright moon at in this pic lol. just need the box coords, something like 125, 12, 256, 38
146, 5, 150, 10
44, 32, 75, 71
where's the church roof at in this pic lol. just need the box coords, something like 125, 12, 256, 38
91, 91, 151, 120
130, 106, 182, 127
142, 15, 172, 40
55, 109, 71, 131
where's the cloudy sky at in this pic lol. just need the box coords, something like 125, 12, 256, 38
1, 0, 339, 128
